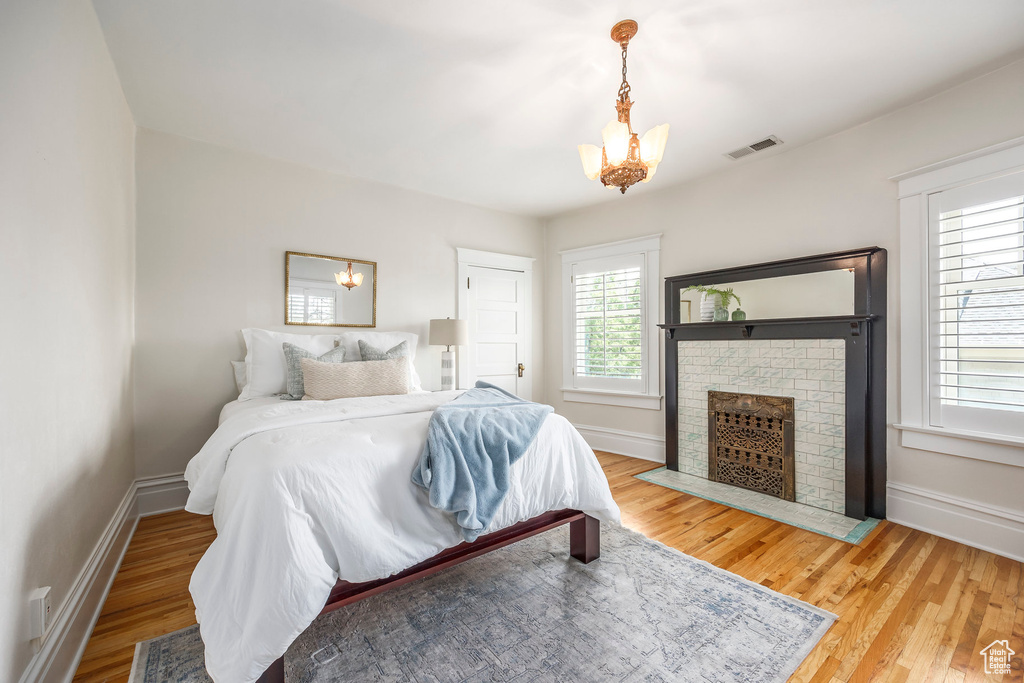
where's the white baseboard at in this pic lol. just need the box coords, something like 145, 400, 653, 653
135, 473, 189, 517
19, 483, 139, 683
573, 424, 666, 463
887, 482, 1024, 562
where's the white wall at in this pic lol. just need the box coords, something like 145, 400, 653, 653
0, 1, 136, 680
545, 60, 1024, 526
134, 129, 544, 478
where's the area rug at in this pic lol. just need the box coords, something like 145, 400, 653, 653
637, 467, 880, 544
129, 524, 836, 682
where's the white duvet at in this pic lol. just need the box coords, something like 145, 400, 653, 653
184, 391, 620, 683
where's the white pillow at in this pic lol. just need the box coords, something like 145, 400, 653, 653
230, 360, 248, 394
239, 328, 339, 401
336, 331, 423, 391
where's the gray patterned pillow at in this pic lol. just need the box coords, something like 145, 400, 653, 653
282, 342, 346, 399
357, 339, 409, 361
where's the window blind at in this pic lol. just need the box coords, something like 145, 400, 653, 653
288, 293, 306, 323
937, 194, 1024, 412
574, 266, 643, 379
289, 290, 336, 325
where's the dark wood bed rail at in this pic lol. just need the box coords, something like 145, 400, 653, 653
256, 510, 599, 683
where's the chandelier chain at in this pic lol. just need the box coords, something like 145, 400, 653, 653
617, 43, 630, 102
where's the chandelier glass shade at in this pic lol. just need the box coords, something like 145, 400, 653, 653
335, 262, 364, 290
579, 20, 669, 194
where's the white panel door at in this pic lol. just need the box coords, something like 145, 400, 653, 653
465, 265, 529, 398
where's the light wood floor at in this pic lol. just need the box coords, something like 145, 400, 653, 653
74, 452, 1022, 682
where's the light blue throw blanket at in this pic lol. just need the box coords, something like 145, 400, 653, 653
412, 382, 553, 542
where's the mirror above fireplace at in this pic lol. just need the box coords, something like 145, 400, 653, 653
678, 269, 855, 323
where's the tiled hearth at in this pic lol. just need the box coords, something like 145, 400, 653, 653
677, 339, 847, 514
635, 467, 877, 543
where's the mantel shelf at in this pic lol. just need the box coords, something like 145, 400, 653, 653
659, 314, 876, 330
659, 315, 878, 339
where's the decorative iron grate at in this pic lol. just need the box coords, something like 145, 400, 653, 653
708, 391, 795, 501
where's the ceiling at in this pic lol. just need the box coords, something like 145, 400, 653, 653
91, 0, 1024, 217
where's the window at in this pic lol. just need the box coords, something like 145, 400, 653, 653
897, 139, 1024, 461
574, 258, 644, 387
930, 173, 1024, 433
288, 287, 337, 325
561, 235, 661, 409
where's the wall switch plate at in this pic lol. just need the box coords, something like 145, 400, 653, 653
29, 587, 51, 639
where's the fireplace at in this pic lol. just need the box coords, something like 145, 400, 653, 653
676, 339, 848, 513
661, 247, 887, 520
708, 391, 795, 501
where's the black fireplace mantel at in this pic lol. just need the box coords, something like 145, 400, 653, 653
660, 247, 887, 520
662, 314, 878, 340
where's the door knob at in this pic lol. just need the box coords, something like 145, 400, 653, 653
518, 363, 525, 378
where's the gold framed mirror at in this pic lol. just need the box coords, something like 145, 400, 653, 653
285, 251, 376, 327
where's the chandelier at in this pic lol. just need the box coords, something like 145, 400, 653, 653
334, 262, 363, 290
578, 20, 669, 194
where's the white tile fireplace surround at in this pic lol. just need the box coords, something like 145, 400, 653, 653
677, 339, 847, 514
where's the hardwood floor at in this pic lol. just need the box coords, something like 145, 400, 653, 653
74, 452, 1022, 682
73, 511, 217, 682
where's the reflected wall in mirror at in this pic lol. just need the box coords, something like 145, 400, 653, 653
678, 269, 855, 322
286, 251, 376, 327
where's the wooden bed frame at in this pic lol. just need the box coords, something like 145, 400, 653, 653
256, 509, 600, 683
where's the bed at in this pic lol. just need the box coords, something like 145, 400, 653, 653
185, 389, 621, 683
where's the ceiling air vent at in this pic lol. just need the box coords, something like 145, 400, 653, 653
725, 135, 783, 160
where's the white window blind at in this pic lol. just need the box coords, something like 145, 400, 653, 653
288, 293, 306, 322
575, 265, 643, 380
288, 288, 337, 325
931, 171, 1024, 430
569, 253, 646, 393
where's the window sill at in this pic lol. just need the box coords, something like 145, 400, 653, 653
893, 423, 1024, 468
561, 389, 663, 410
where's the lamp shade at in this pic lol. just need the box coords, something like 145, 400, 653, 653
601, 120, 631, 166
639, 124, 670, 183
429, 318, 469, 347
578, 144, 603, 180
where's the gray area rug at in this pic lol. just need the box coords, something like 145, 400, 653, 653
129, 524, 836, 682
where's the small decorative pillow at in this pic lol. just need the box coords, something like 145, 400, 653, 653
282, 342, 346, 400
301, 356, 411, 400
336, 332, 423, 390
357, 339, 409, 361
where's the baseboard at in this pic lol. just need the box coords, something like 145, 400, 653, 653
573, 424, 665, 463
135, 473, 189, 516
19, 483, 139, 683
886, 482, 1024, 562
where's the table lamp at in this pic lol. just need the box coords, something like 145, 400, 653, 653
429, 318, 469, 390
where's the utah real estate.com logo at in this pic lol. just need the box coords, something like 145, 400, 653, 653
980, 639, 1015, 676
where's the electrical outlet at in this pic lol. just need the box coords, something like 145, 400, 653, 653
29, 587, 51, 639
